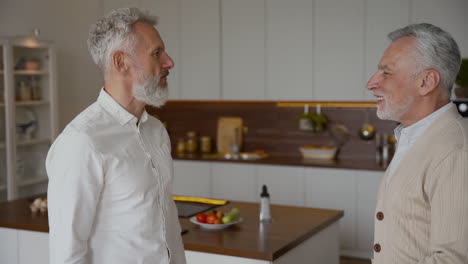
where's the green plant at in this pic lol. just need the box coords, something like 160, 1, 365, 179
295, 112, 328, 132
456, 58, 468, 87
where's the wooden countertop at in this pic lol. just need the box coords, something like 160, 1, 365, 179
0, 197, 343, 261
0, 196, 49, 232
180, 202, 343, 260
174, 153, 387, 171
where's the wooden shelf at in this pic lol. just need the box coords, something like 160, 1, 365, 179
18, 177, 48, 187
15, 100, 49, 106
18, 138, 51, 147
0, 138, 50, 149
14, 70, 48, 76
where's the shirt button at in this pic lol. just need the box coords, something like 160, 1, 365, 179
376, 212, 384, 221
374, 243, 381, 253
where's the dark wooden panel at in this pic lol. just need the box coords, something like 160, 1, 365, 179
147, 101, 396, 161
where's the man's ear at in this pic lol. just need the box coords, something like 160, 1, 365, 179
418, 69, 440, 96
111, 51, 128, 73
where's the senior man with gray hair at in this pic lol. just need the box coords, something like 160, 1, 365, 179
46, 7, 186, 264
367, 23, 468, 263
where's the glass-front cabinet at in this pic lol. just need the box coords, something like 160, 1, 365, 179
0, 40, 6, 201
0, 37, 58, 201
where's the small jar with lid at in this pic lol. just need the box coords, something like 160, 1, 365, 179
200, 136, 212, 153
18, 81, 32, 101
185, 131, 198, 153
176, 138, 186, 155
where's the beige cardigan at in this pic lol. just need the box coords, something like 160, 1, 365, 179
373, 105, 468, 264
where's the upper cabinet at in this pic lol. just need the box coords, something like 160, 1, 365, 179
364, 0, 411, 101
412, 0, 468, 57
102, 0, 467, 101
313, 0, 366, 101
143, 0, 182, 100
266, 0, 314, 100
180, 0, 221, 99
221, 0, 265, 100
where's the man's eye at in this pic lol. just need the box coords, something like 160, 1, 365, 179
153, 51, 160, 57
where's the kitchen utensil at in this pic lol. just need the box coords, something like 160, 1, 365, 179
217, 117, 243, 153
190, 216, 243, 230
329, 124, 350, 147
359, 110, 375, 141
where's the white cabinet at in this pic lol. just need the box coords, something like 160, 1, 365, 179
173, 160, 211, 197
0, 37, 58, 201
18, 230, 49, 264
180, 0, 221, 99
211, 162, 257, 202
412, 0, 468, 56
314, 0, 365, 100
257, 165, 305, 206
265, 0, 314, 100
0, 227, 18, 264
356, 170, 383, 257
305, 167, 357, 250
364, 0, 410, 101
0, 228, 49, 264
142, 0, 182, 99
221, 0, 265, 100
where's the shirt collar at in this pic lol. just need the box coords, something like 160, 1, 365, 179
394, 102, 453, 143
97, 88, 149, 126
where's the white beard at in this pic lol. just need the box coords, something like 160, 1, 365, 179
377, 95, 414, 122
132, 72, 168, 107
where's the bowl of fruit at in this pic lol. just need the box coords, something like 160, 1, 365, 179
191, 208, 242, 230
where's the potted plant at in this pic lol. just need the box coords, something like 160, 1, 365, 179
454, 58, 468, 98
295, 104, 328, 133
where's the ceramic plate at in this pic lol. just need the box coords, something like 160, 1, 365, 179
190, 216, 243, 230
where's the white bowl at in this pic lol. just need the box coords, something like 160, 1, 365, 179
190, 216, 243, 230
299, 146, 337, 160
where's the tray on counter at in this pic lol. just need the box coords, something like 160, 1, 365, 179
176, 201, 229, 218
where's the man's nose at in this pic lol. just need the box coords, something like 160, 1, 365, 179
366, 73, 379, 90
162, 51, 174, 69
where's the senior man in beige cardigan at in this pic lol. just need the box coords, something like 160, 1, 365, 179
367, 23, 468, 263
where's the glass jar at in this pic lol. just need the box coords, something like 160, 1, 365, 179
185, 131, 198, 153
18, 80, 32, 101
200, 136, 212, 153
176, 138, 185, 155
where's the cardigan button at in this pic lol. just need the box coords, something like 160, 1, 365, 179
374, 243, 381, 253
376, 212, 384, 221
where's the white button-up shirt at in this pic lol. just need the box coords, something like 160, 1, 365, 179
386, 102, 453, 183
46, 89, 186, 264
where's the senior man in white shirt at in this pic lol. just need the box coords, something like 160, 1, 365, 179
367, 23, 468, 263
46, 7, 186, 264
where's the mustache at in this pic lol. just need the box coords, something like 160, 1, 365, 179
160, 70, 169, 78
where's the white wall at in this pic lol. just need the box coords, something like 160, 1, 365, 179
1, 0, 467, 129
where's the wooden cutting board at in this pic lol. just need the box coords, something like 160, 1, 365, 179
217, 117, 243, 153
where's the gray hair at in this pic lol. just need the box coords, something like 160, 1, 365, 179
87, 7, 158, 74
388, 23, 461, 98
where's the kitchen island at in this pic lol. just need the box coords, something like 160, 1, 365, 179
0, 196, 343, 264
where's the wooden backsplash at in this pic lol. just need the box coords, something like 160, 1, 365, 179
147, 101, 397, 160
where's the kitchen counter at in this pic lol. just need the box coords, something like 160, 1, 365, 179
0, 196, 343, 263
174, 152, 387, 171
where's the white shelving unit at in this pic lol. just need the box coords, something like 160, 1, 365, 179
0, 37, 58, 201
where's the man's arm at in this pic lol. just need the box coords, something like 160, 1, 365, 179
46, 132, 104, 264
419, 149, 468, 264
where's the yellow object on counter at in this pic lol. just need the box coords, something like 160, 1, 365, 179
173, 195, 228, 205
